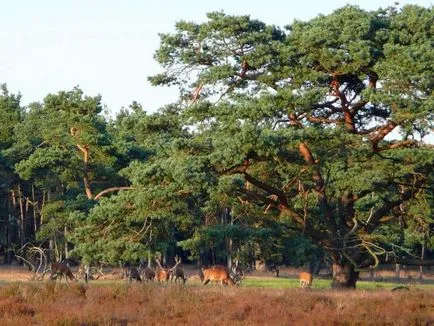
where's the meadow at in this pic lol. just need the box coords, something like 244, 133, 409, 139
0, 274, 433, 325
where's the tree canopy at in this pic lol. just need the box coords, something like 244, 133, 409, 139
0, 4, 432, 288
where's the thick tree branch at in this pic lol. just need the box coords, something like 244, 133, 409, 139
298, 143, 337, 235
365, 182, 423, 233
330, 74, 355, 132
243, 172, 288, 207
377, 139, 417, 151
70, 127, 93, 199
94, 187, 135, 201
306, 116, 337, 124
369, 121, 397, 152
349, 71, 378, 117
239, 187, 328, 242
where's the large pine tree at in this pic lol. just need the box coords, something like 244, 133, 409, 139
150, 5, 434, 288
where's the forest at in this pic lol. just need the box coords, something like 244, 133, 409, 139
0, 4, 433, 289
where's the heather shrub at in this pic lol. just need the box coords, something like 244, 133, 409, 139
0, 283, 432, 325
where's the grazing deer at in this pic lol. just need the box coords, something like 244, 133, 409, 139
50, 262, 76, 283
170, 256, 190, 284
155, 255, 182, 284
200, 264, 245, 285
299, 272, 313, 288
202, 268, 235, 286
199, 265, 226, 281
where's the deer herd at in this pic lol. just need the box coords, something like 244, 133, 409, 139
47, 258, 313, 289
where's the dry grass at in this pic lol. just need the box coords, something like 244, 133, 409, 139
0, 266, 433, 325
0, 282, 432, 325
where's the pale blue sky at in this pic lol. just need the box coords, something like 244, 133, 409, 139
1, 0, 432, 115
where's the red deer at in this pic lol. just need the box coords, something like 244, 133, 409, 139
170, 256, 190, 284
155, 255, 181, 283
299, 272, 313, 288
200, 265, 245, 285
202, 268, 235, 286
155, 268, 170, 283
123, 262, 142, 282
199, 265, 226, 281
50, 262, 75, 283
140, 266, 156, 282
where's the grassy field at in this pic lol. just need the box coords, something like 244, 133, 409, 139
242, 276, 434, 290
0, 276, 433, 325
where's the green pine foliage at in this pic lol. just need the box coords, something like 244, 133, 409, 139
0, 5, 432, 288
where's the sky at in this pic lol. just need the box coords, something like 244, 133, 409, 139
1, 0, 433, 117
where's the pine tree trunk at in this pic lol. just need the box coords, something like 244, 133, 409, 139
32, 184, 38, 234
6, 213, 15, 264
64, 226, 68, 259
419, 244, 425, 280
227, 207, 233, 270
331, 263, 359, 289
18, 184, 25, 247
395, 264, 401, 280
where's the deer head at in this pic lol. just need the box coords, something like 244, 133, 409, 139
171, 256, 191, 284
155, 254, 183, 283
50, 262, 76, 283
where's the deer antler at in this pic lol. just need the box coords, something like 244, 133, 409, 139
155, 253, 164, 269
169, 255, 182, 272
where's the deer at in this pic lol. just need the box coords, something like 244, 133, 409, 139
299, 271, 313, 288
50, 262, 76, 283
199, 265, 226, 281
123, 262, 142, 283
170, 256, 190, 284
202, 268, 235, 286
139, 264, 156, 282
155, 255, 182, 284
199, 264, 245, 285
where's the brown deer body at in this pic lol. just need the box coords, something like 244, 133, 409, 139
299, 272, 313, 288
199, 265, 225, 281
202, 268, 235, 286
156, 269, 171, 283
200, 265, 245, 285
50, 262, 75, 283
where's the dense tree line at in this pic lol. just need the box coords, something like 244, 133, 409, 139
0, 4, 433, 288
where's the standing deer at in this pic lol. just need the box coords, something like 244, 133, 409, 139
202, 268, 235, 286
170, 256, 190, 284
199, 265, 226, 281
50, 262, 76, 283
200, 265, 245, 285
299, 271, 313, 288
139, 265, 156, 282
155, 255, 181, 283
123, 262, 142, 283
